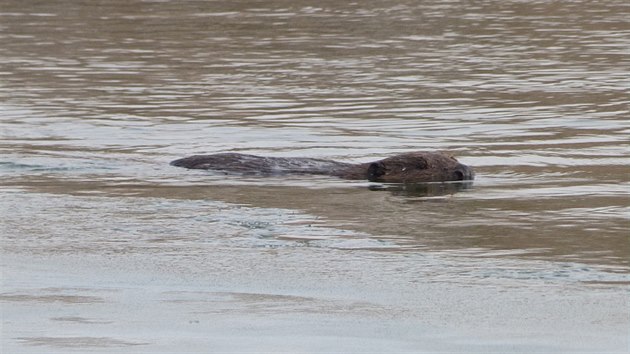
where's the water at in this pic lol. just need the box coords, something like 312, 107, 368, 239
1, 0, 629, 352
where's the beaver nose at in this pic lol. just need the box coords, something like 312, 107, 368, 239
453, 164, 474, 181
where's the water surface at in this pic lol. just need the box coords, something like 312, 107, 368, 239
1, 0, 629, 352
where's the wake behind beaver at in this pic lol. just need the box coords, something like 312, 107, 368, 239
170, 151, 474, 183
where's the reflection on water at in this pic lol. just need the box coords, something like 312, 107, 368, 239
368, 181, 474, 197
3, 190, 626, 285
1, 0, 628, 269
2, 0, 629, 259
1, 0, 629, 350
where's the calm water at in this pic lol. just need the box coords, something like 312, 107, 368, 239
1, 0, 629, 352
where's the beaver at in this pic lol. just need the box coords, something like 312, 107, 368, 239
170, 151, 474, 183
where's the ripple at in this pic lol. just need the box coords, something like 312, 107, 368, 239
0, 0, 628, 279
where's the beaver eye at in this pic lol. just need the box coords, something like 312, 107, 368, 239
416, 159, 428, 169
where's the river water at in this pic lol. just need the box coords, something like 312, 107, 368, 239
1, 0, 629, 352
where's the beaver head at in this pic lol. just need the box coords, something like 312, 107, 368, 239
365, 151, 474, 183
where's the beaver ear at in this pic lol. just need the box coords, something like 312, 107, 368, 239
416, 157, 428, 169
367, 162, 386, 181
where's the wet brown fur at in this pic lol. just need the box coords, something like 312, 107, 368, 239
170, 151, 474, 183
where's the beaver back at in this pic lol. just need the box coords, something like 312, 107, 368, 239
170, 153, 355, 177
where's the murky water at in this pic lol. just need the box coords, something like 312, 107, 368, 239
1, 0, 629, 352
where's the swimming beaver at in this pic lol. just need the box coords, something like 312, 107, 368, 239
170, 151, 474, 183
